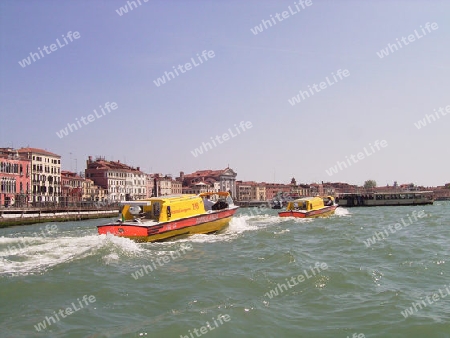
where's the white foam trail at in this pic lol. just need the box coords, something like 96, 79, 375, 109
335, 207, 351, 217
0, 233, 143, 276
175, 214, 267, 244
240, 214, 286, 225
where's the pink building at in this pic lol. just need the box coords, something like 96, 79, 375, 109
0, 148, 31, 207
262, 183, 291, 200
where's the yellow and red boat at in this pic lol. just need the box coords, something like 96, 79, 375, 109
97, 192, 238, 242
278, 196, 337, 218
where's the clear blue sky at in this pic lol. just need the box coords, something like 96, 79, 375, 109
1, 0, 449, 187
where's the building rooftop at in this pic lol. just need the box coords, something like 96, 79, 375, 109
17, 147, 61, 158
86, 158, 142, 173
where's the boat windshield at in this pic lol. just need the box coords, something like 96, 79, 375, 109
290, 201, 307, 210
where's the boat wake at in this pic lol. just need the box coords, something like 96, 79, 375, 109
0, 211, 322, 275
171, 214, 281, 244
335, 207, 351, 217
0, 233, 143, 276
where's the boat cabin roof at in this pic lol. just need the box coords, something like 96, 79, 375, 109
118, 192, 232, 206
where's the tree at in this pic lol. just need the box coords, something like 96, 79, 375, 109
364, 180, 377, 189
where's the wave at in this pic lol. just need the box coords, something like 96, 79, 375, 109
0, 233, 142, 276
335, 207, 351, 217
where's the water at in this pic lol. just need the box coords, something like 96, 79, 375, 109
1, 203, 449, 338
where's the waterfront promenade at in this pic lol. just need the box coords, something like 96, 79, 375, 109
0, 206, 118, 228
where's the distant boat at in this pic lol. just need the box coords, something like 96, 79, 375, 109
336, 191, 434, 207
271, 199, 283, 209
278, 196, 337, 218
97, 192, 238, 242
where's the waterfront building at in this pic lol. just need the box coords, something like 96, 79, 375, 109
236, 181, 266, 201
181, 167, 237, 197
0, 148, 31, 207
182, 181, 215, 194
82, 178, 107, 202
85, 156, 146, 201
82, 178, 95, 201
61, 170, 84, 206
325, 182, 358, 195
172, 179, 182, 195
263, 182, 291, 201
145, 174, 155, 198
17, 147, 61, 205
434, 184, 450, 200
153, 174, 172, 196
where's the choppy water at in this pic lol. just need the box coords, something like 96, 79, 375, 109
0, 202, 449, 338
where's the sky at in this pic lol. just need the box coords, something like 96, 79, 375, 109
0, 0, 449, 188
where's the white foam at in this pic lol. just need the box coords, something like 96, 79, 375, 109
335, 207, 351, 217
174, 215, 265, 244
0, 233, 143, 276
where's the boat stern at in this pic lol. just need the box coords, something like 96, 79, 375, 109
97, 222, 149, 237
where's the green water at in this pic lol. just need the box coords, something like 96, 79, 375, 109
1, 203, 449, 338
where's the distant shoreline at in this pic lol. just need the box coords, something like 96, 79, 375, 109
0, 208, 118, 228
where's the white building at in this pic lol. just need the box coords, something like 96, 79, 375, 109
18, 147, 61, 205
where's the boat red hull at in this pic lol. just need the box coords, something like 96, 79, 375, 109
278, 205, 337, 218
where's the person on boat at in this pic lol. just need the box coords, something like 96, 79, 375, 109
203, 196, 215, 211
